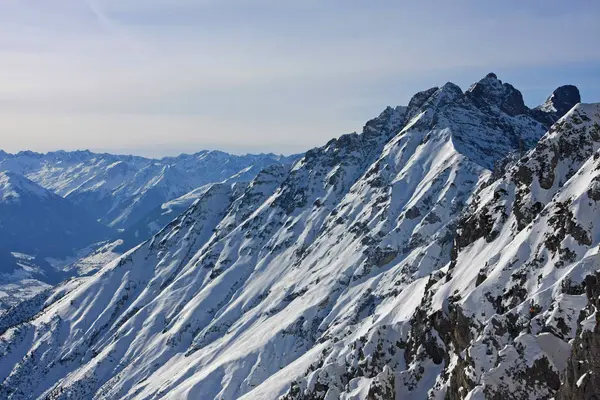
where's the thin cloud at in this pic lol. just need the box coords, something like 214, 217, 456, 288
0, 1, 599, 155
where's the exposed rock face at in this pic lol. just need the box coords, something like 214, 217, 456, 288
0, 76, 598, 400
281, 104, 600, 400
466, 72, 528, 116
544, 85, 582, 116
531, 85, 582, 128
556, 273, 600, 400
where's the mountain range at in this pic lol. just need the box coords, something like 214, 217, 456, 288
0, 73, 599, 399
0, 151, 297, 310
0, 150, 296, 230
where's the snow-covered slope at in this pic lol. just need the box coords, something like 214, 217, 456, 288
0, 74, 596, 400
0, 150, 296, 230
115, 163, 293, 252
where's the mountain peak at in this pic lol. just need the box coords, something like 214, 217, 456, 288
466, 73, 527, 116
439, 81, 464, 98
530, 84, 582, 128
539, 84, 581, 115
1, 74, 599, 400
0, 171, 51, 203
417, 82, 464, 112
407, 86, 439, 111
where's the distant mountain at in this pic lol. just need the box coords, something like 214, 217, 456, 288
0, 150, 298, 230
0, 171, 113, 258
0, 74, 598, 400
0, 172, 113, 310
114, 163, 293, 252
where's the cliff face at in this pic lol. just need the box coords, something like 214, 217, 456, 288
556, 273, 600, 400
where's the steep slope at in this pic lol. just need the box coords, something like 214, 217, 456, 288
115, 163, 293, 252
0, 150, 296, 229
279, 105, 600, 400
556, 271, 600, 399
0, 75, 594, 400
423, 103, 600, 399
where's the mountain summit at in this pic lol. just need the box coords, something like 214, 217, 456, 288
0, 171, 50, 203
466, 72, 528, 116
0, 74, 598, 400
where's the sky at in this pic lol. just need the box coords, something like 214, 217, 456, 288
0, 0, 599, 157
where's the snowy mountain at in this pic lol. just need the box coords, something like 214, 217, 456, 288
115, 163, 294, 252
0, 171, 113, 258
0, 150, 297, 230
0, 172, 114, 310
0, 74, 598, 400
0, 149, 296, 311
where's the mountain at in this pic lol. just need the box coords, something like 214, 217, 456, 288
0, 149, 297, 311
0, 74, 597, 400
0, 172, 113, 310
114, 163, 293, 252
0, 171, 113, 258
0, 150, 297, 230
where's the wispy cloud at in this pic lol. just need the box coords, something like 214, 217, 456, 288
1, 0, 599, 155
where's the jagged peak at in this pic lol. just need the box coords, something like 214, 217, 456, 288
407, 86, 439, 112
432, 82, 464, 102
408, 82, 464, 119
362, 104, 407, 137
537, 84, 581, 115
376, 105, 406, 121
467, 72, 503, 91
466, 73, 527, 116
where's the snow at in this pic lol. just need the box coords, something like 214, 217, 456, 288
576, 372, 589, 387
535, 332, 571, 371
0, 171, 50, 203
0, 150, 296, 229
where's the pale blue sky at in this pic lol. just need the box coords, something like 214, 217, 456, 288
1, 0, 599, 156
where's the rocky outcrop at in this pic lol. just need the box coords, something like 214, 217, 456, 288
466, 72, 528, 117
531, 85, 582, 128
556, 273, 600, 400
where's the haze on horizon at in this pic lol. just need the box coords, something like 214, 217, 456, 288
1, 0, 599, 157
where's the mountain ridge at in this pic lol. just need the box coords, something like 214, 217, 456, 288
0, 149, 298, 230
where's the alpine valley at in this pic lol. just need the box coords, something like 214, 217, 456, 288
1, 73, 600, 400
